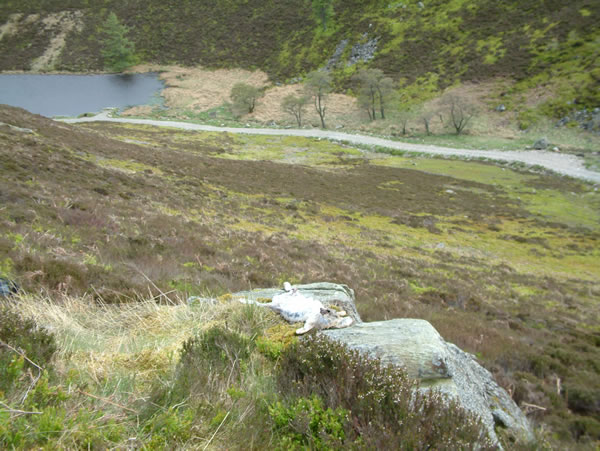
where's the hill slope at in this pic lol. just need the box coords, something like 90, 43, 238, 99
1, 105, 600, 445
0, 0, 598, 116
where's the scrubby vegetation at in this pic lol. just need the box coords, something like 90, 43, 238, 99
0, 293, 491, 449
277, 335, 493, 448
230, 82, 263, 116
1, 99, 599, 448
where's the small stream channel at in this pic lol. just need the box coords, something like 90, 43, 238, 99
0, 73, 164, 118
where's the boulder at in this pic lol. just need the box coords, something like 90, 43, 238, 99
532, 137, 549, 150
0, 277, 19, 297
323, 319, 534, 445
323, 319, 450, 380
220, 283, 532, 444
0, 121, 34, 134
233, 282, 362, 324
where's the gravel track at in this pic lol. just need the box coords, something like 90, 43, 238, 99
61, 112, 600, 183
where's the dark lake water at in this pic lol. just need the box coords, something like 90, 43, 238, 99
0, 73, 164, 117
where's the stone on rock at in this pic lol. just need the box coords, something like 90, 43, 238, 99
323, 319, 534, 445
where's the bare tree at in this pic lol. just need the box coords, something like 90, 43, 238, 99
442, 95, 476, 135
355, 69, 378, 121
420, 107, 435, 135
281, 94, 310, 126
354, 69, 395, 121
230, 83, 262, 116
397, 107, 416, 135
305, 71, 332, 129
377, 76, 395, 120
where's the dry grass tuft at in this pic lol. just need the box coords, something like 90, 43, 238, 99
11, 293, 231, 382
130, 64, 269, 112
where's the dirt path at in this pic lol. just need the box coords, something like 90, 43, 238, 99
61, 112, 600, 183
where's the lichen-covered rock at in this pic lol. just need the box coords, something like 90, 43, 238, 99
323, 319, 534, 445
321, 319, 450, 379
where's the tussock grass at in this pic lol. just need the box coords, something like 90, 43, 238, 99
8, 293, 213, 398
16, 293, 203, 353
0, 293, 285, 448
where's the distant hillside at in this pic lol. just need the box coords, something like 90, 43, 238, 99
0, 0, 598, 116
1, 104, 600, 446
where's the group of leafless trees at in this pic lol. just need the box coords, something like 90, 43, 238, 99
281, 71, 331, 128
230, 68, 477, 134
281, 69, 395, 129
230, 71, 332, 128
399, 95, 477, 136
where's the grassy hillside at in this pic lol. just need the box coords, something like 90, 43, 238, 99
2, 294, 496, 449
0, 0, 598, 117
1, 105, 599, 446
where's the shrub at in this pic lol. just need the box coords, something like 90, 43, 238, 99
147, 326, 254, 412
0, 307, 125, 449
277, 334, 493, 449
269, 396, 347, 449
230, 83, 263, 116
142, 407, 194, 448
565, 384, 600, 416
517, 109, 542, 131
0, 307, 57, 379
441, 94, 477, 135
569, 415, 600, 442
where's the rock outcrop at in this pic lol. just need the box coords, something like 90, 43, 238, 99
323, 319, 534, 445
556, 107, 600, 133
224, 282, 532, 445
325, 34, 378, 70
